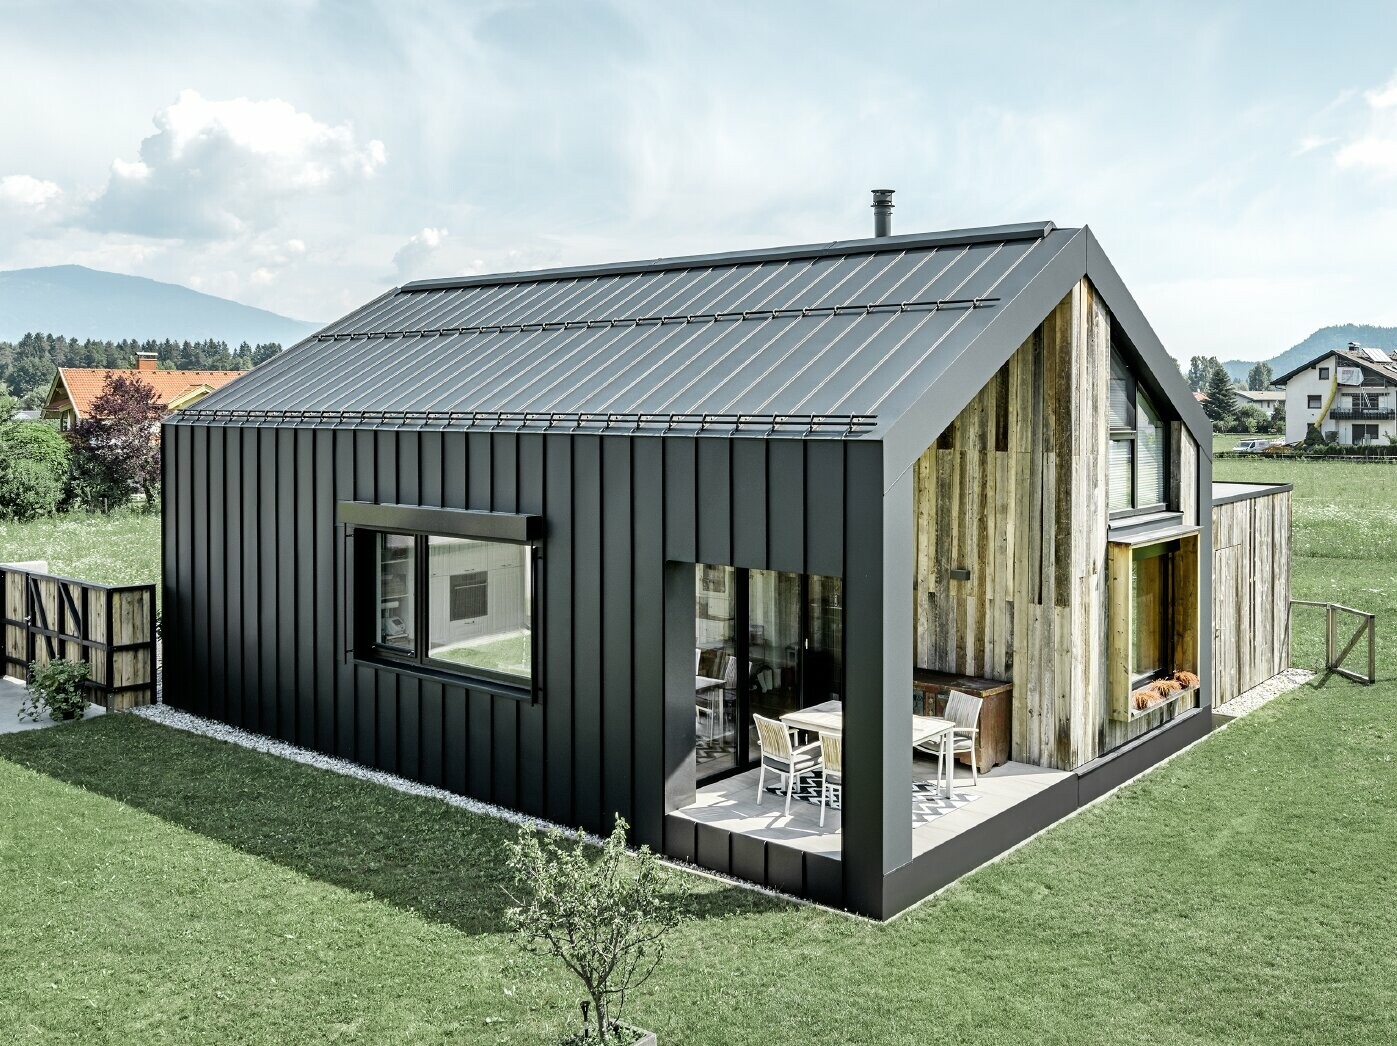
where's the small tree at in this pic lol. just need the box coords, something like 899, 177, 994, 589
1247, 360, 1274, 391
506, 817, 679, 1043
1203, 363, 1238, 429
67, 374, 164, 510
1186, 356, 1213, 392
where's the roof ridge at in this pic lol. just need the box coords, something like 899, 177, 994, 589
401, 221, 1059, 294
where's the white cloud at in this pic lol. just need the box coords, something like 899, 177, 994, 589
83, 89, 386, 239
1334, 70, 1397, 177
1294, 134, 1335, 156
0, 174, 62, 209
390, 226, 449, 280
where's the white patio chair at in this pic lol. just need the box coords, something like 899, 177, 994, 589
753, 714, 821, 816
942, 690, 982, 788
818, 731, 842, 827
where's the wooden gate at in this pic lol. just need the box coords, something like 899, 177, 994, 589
1, 566, 157, 710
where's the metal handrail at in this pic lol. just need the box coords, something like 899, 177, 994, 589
1290, 599, 1376, 684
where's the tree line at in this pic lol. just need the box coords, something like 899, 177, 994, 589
1184, 355, 1283, 434
0, 332, 282, 409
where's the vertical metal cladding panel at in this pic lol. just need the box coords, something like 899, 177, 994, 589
240, 427, 261, 732
805, 440, 845, 577
766, 439, 805, 573
312, 428, 336, 750
398, 673, 420, 780
375, 430, 398, 505
601, 436, 633, 828
190, 425, 209, 717
167, 425, 189, 710
571, 435, 605, 833
543, 434, 575, 824
663, 437, 697, 562
695, 437, 731, 566
295, 430, 315, 746
258, 428, 279, 735
467, 432, 491, 508
840, 439, 886, 917
630, 435, 666, 848
333, 428, 357, 757
276, 428, 297, 742
517, 433, 546, 816
419, 431, 443, 508
159, 426, 172, 700
398, 431, 420, 505
377, 667, 399, 774
444, 681, 468, 794
206, 425, 225, 721
731, 438, 767, 569
491, 433, 521, 810
419, 678, 445, 788
223, 426, 244, 729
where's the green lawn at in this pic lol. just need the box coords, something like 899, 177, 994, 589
432, 631, 531, 678
1, 463, 1395, 1043
0, 509, 161, 587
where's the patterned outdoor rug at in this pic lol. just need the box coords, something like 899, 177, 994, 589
764, 778, 980, 825
695, 735, 736, 766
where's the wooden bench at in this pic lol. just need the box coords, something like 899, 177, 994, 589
912, 669, 1012, 771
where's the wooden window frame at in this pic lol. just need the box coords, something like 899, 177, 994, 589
1107, 531, 1200, 722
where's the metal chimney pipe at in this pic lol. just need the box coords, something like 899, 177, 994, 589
871, 189, 895, 237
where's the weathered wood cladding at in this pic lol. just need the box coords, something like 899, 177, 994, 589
1212, 491, 1291, 704
161, 424, 878, 853
912, 279, 1200, 769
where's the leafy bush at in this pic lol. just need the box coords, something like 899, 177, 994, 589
0, 419, 71, 521
67, 373, 163, 511
506, 816, 678, 1043
21, 658, 90, 722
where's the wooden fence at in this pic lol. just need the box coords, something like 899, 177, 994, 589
1, 566, 157, 710
1212, 488, 1291, 705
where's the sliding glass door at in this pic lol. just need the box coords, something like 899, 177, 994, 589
694, 564, 843, 785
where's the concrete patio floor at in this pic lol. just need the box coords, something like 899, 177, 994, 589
0, 675, 105, 734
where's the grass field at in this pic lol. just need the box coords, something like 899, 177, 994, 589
0, 460, 1393, 1043
0, 509, 161, 587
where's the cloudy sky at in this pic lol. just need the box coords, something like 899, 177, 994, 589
2, 0, 1395, 360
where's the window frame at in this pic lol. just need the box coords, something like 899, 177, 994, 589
1318, 366, 1330, 380
1129, 541, 1174, 689
1108, 351, 1171, 520
1307, 395, 1323, 410
346, 508, 542, 702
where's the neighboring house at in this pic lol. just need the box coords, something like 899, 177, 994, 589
1235, 388, 1284, 417
12, 409, 40, 422
163, 207, 1292, 918
1275, 341, 1397, 445
41, 352, 242, 429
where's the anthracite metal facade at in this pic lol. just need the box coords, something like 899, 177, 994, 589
162, 221, 1215, 918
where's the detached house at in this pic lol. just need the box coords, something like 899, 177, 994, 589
42, 352, 242, 428
163, 197, 1292, 918
1275, 341, 1397, 445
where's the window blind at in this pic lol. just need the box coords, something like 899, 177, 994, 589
1108, 438, 1133, 512
1137, 393, 1165, 507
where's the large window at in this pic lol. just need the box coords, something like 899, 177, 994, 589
1108, 351, 1168, 515
366, 530, 534, 688
1131, 543, 1172, 685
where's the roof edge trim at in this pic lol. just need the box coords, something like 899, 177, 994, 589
402, 222, 1059, 293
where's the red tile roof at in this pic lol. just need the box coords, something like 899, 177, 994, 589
47, 367, 244, 420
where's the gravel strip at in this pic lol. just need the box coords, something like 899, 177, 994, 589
1214, 667, 1314, 719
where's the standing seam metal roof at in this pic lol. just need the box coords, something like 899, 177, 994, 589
185, 222, 1076, 435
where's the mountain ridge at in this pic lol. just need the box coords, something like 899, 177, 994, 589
1222, 323, 1397, 384
0, 264, 320, 345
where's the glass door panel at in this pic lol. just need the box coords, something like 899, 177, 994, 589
806, 574, 844, 704
695, 565, 738, 776
747, 569, 802, 756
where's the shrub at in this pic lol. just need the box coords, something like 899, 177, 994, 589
0, 420, 70, 521
67, 373, 163, 511
21, 658, 90, 722
506, 816, 679, 1043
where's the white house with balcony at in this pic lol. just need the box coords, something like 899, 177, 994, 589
1275, 341, 1397, 445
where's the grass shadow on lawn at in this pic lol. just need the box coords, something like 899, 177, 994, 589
0, 713, 785, 937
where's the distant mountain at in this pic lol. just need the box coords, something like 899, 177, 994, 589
0, 265, 320, 345
1222, 324, 1397, 384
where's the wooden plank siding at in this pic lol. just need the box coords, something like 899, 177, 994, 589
913, 279, 1200, 770
1212, 490, 1291, 704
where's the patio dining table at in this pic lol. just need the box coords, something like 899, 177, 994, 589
780, 699, 956, 798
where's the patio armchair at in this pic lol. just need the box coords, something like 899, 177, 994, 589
818, 731, 842, 827
753, 714, 821, 816
942, 689, 982, 787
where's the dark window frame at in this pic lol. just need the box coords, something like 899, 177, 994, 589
352, 523, 539, 701
1318, 366, 1330, 380
1307, 395, 1323, 409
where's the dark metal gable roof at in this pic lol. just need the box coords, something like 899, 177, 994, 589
185, 223, 1072, 436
